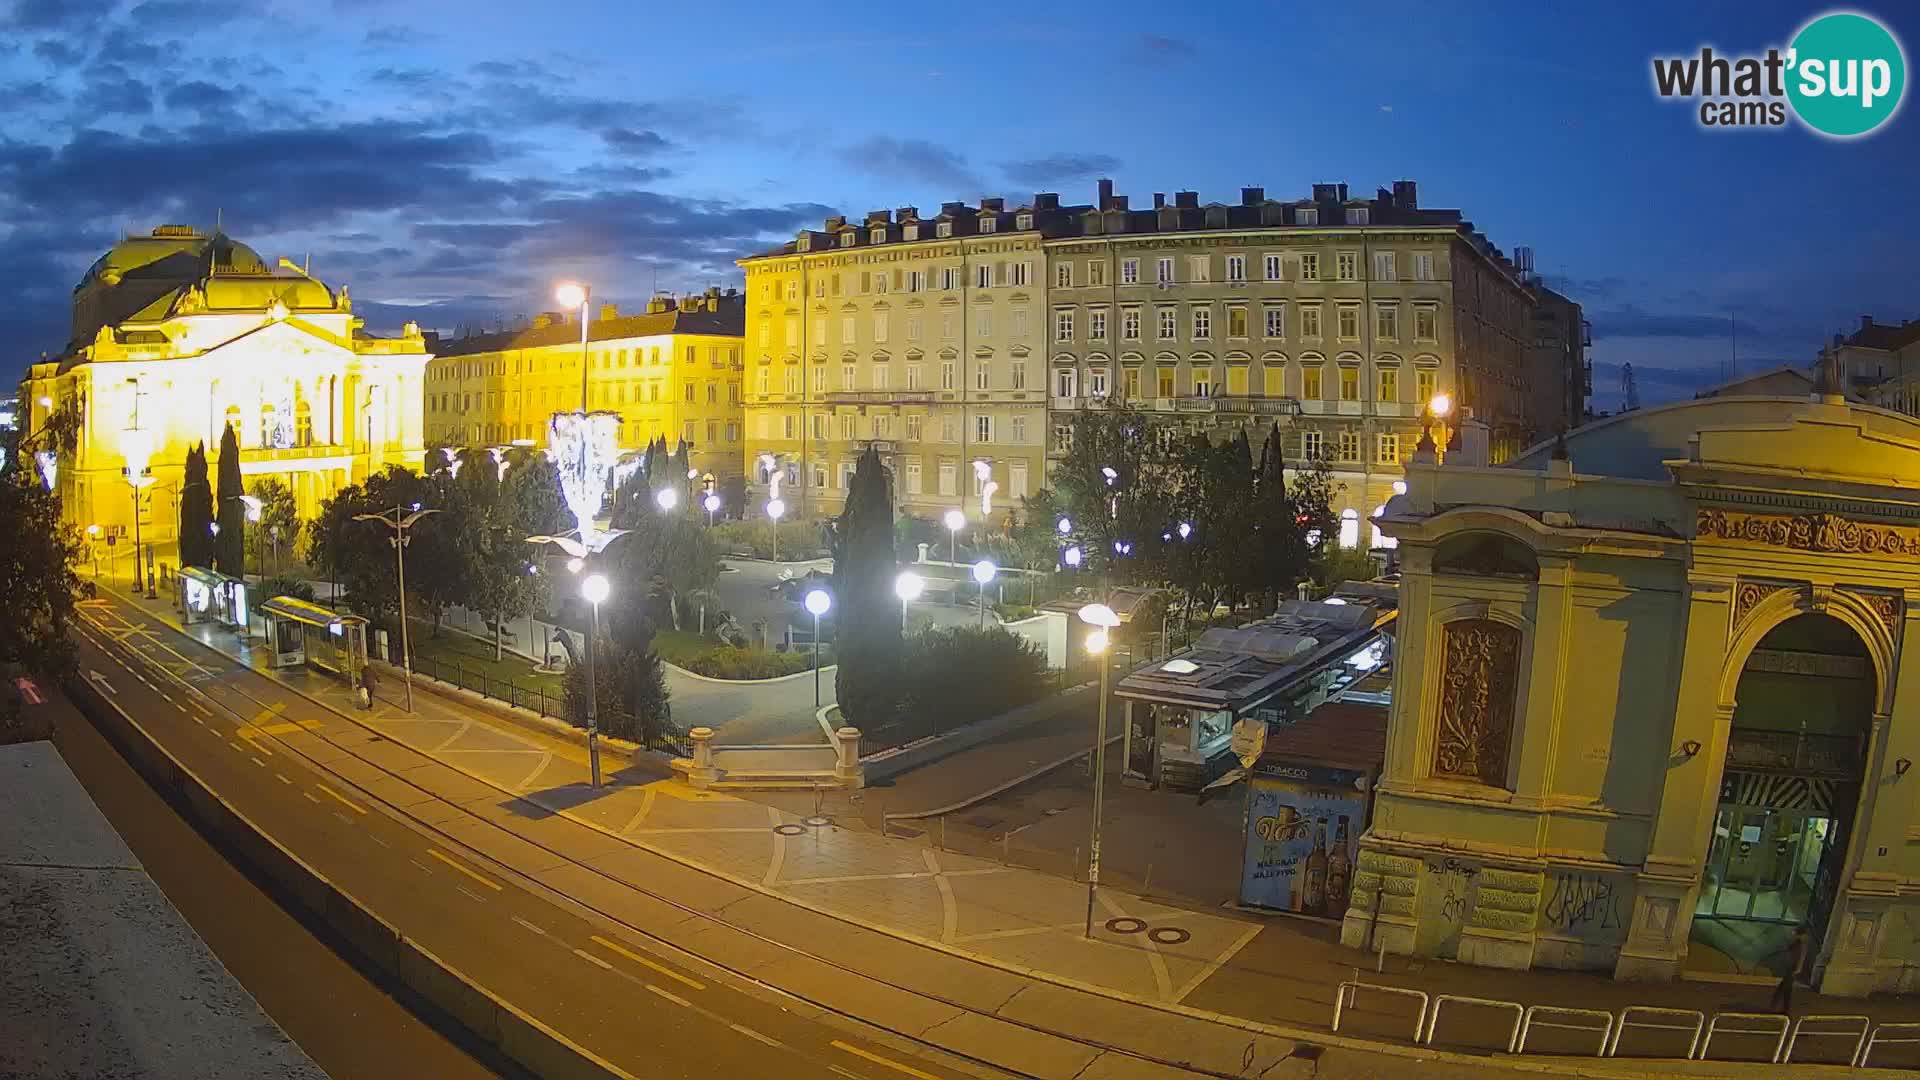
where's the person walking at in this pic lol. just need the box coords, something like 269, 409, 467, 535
358, 664, 379, 711
1768, 924, 1810, 1013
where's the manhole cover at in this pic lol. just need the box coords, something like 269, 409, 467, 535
772, 823, 806, 836
1105, 917, 1147, 935
803, 815, 832, 828
1148, 927, 1191, 946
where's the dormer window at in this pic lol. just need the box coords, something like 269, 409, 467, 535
979, 216, 997, 234
870, 228, 886, 244
797, 235, 811, 251
1297, 207, 1320, 225
1015, 214, 1033, 230
1346, 207, 1370, 225
840, 231, 856, 247
903, 225, 919, 241
936, 222, 952, 237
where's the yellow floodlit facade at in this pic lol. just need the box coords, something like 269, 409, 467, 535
20, 226, 428, 559
424, 290, 744, 484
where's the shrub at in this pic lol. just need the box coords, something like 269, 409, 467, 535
710, 519, 827, 561
257, 574, 316, 602
562, 632, 675, 747
674, 644, 831, 680
897, 625, 1051, 738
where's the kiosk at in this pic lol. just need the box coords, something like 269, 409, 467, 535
258, 596, 367, 683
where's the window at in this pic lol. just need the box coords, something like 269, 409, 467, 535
758, 322, 771, 347
842, 364, 856, 389
1413, 252, 1435, 281
1337, 430, 1360, 462
874, 272, 889, 294
1377, 433, 1400, 463
1188, 255, 1209, 283
1262, 363, 1283, 397
975, 415, 993, 442
812, 365, 825, 393
1010, 360, 1026, 389
1375, 305, 1399, 342
1089, 309, 1107, 340
780, 369, 798, 395
839, 414, 854, 441
1089, 366, 1109, 397
1263, 253, 1282, 281
1192, 367, 1212, 397
1121, 308, 1141, 341
975, 264, 992, 289
1010, 415, 1027, 443
1373, 251, 1395, 281
1016, 213, 1032, 230
907, 270, 925, 292
1053, 422, 1073, 452
707, 383, 718, 404
874, 415, 891, 439
811, 461, 827, 489
907, 363, 923, 390
976, 361, 991, 390
1299, 253, 1320, 281
1055, 368, 1077, 399
937, 222, 953, 238
1055, 310, 1074, 342
1226, 255, 1245, 282
941, 361, 955, 390
784, 415, 796, 439
1414, 306, 1438, 342
1337, 305, 1360, 341
1346, 206, 1370, 225
841, 316, 856, 342
1192, 307, 1211, 340
1124, 367, 1141, 399
941, 267, 959, 290
907, 316, 922, 341
1300, 305, 1322, 339
1416, 368, 1436, 405
812, 318, 826, 344
1337, 252, 1358, 281
873, 313, 888, 342
906, 414, 923, 441
1302, 429, 1323, 460
1088, 260, 1105, 286
977, 312, 992, 337
1264, 306, 1285, 339
872, 365, 889, 390
941, 414, 957, 443
1377, 367, 1398, 402
1228, 306, 1248, 338
706, 419, 718, 445
1339, 366, 1359, 401
1121, 258, 1139, 285
905, 459, 923, 494
1012, 309, 1027, 337
941, 313, 955, 340
1338, 506, 1359, 548
1010, 261, 1031, 286
1156, 257, 1174, 284
1303, 365, 1323, 399
1156, 366, 1175, 398
870, 228, 886, 245
979, 216, 997, 234
1056, 263, 1073, 288
726, 421, 738, 442
1158, 307, 1176, 340
939, 461, 956, 495
757, 368, 770, 395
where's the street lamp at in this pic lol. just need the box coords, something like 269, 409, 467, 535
893, 571, 923, 634
580, 571, 611, 787
1428, 392, 1452, 419
943, 508, 965, 566
703, 492, 721, 526
655, 487, 678, 513
1057, 516, 1073, 536
121, 428, 157, 597
353, 505, 441, 713
86, 524, 102, 580
971, 559, 997, 628
804, 587, 831, 708
766, 497, 786, 561
1063, 545, 1083, 569
1077, 601, 1122, 939
1177, 521, 1193, 541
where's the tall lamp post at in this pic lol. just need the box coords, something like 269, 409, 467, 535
943, 508, 964, 567
655, 487, 679, 514
353, 505, 440, 713
804, 588, 831, 708
972, 559, 997, 628
893, 571, 923, 634
703, 492, 721, 527
1078, 602, 1122, 938
580, 571, 611, 787
766, 497, 785, 562
122, 429, 157, 597
556, 282, 592, 409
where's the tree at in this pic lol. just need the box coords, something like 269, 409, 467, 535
178, 443, 214, 569
213, 423, 245, 577
247, 477, 299, 575
832, 446, 903, 728
1052, 401, 1178, 583
450, 447, 522, 659
898, 625, 1051, 739
0, 471, 82, 679
1251, 422, 1309, 611
561, 631, 673, 748
1290, 447, 1342, 573
309, 466, 449, 657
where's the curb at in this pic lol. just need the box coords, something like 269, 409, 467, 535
664, 660, 837, 686
63, 671, 638, 1080
881, 733, 1125, 824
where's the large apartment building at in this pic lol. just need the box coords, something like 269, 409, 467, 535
1838, 315, 1920, 414
425, 288, 746, 484
740, 180, 1574, 530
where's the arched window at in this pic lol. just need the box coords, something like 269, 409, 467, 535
1338, 508, 1360, 549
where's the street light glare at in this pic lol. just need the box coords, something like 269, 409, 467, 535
804, 588, 832, 616
566, 557, 584, 574
555, 282, 587, 309
766, 498, 786, 521
1429, 392, 1453, 418
1077, 602, 1121, 628
655, 487, 679, 511
580, 573, 610, 606
943, 509, 965, 532
1063, 545, 1083, 567
971, 559, 997, 584
1086, 630, 1110, 656
703, 493, 721, 513
894, 571, 925, 602
1177, 521, 1193, 540
1056, 516, 1072, 535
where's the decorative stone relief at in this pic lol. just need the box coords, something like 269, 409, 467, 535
1698, 508, 1920, 556
1433, 619, 1522, 787
1470, 867, 1543, 934
1349, 850, 1419, 919
1842, 588, 1901, 640
1733, 580, 1794, 630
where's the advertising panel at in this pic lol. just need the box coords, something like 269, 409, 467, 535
1239, 762, 1369, 918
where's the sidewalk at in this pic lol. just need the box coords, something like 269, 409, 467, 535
114, 587, 1920, 1075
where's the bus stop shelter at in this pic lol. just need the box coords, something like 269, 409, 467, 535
177, 565, 249, 632
258, 596, 367, 683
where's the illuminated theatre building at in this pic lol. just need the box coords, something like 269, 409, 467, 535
20, 226, 429, 559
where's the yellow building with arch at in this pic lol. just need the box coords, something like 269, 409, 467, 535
1347, 380, 1920, 996
20, 226, 428, 567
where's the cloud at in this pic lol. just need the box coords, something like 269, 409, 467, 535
575, 163, 674, 184
126, 0, 251, 25
1134, 34, 1195, 61
1546, 274, 1636, 301
0, 79, 61, 109
31, 38, 84, 64
600, 127, 670, 156
163, 79, 239, 113
999, 152, 1119, 186
839, 136, 978, 190
76, 67, 154, 116
362, 24, 420, 47
4, 0, 116, 29
1591, 306, 1755, 339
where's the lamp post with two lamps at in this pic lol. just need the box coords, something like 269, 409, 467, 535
121, 429, 158, 597
971, 559, 997, 628
703, 492, 721, 527
579, 571, 611, 787
352, 505, 440, 713
1077, 602, 1122, 938
893, 571, 923, 635
943, 508, 965, 567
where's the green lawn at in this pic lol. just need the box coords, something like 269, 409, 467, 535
407, 621, 562, 695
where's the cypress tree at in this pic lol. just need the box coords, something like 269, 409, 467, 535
831, 446, 902, 728
213, 422, 245, 577
178, 443, 214, 569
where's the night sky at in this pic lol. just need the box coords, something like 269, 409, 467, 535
2, 0, 1913, 409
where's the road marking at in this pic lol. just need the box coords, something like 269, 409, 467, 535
85, 669, 116, 696
302, 792, 322, 804
645, 984, 691, 1008
368, 834, 391, 849
227, 740, 248, 754
332, 811, 356, 826
276, 773, 293, 786
410, 860, 433, 874
427, 848, 502, 891
192, 717, 206, 727
455, 885, 487, 904
729, 1023, 782, 1048
511, 915, 549, 937
829, 1068, 863, 1080
573, 948, 613, 970
315, 783, 368, 815
589, 934, 706, 991
832, 1041, 942, 1080
250, 756, 266, 768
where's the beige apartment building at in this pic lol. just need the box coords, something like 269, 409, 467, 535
742, 180, 1571, 533
425, 289, 746, 485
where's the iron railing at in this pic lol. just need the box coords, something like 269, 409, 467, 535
407, 653, 686, 756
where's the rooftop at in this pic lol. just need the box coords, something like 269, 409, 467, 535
1117, 593, 1394, 711
435, 288, 743, 358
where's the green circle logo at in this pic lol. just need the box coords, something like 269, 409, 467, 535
1787, 12, 1907, 137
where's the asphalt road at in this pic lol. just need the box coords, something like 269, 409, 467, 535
69, 594, 1002, 1080
45, 688, 508, 1080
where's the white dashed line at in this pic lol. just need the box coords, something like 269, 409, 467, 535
410, 860, 433, 874
368, 835, 391, 849
456, 885, 487, 904
573, 948, 613, 970
302, 792, 322, 804
729, 1023, 782, 1048
511, 916, 549, 937
276, 774, 292, 785
332, 811, 354, 826
250, 757, 266, 768
646, 984, 691, 1008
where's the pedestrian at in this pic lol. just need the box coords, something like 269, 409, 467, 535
1768, 924, 1810, 1013
358, 664, 378, 711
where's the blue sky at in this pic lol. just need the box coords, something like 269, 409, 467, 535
2, 0, 1914, 410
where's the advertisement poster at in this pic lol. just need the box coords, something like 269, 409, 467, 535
1239, 764, 1369, 918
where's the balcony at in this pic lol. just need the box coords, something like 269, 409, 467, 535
824, 390, 934, 404
1175, 396, 1218, 413
1210, 396, 1301, 416
1726, 729, 1862, 779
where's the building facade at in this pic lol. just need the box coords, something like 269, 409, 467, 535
425, 289, 745, 485
741, 180, 1571, 531
1839, 315, 1920, 415
1343, 385, 1920, 996
20, 226, 428, 561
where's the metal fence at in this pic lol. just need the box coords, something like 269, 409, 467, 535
407, 654, 686, 756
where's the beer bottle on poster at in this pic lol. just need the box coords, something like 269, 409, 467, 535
1303, 821, 1329, 915
1327, 815, 1352, 914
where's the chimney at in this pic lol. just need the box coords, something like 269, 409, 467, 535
941, 201, 965, 215
1153, 192, 1165, 210
1241, 186, 1264, 206
1336, 183, 1349, 201
866, 209, 891, 225
1862, 314, 1875, 332
979, 197, 1004, 212
1097, 178, 1114, 211
1111, 195, 1129, 211
597, 302, 619, 322
1034, 193, 1059, 211
1174, 191, 1199, 209
895, 206, 918, 221
1392, 180, 1418, 208
1311, 182, 1340, 202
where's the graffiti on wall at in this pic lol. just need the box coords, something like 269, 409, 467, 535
1541, 870, 1633, 943
1416, 856, 1481, 959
